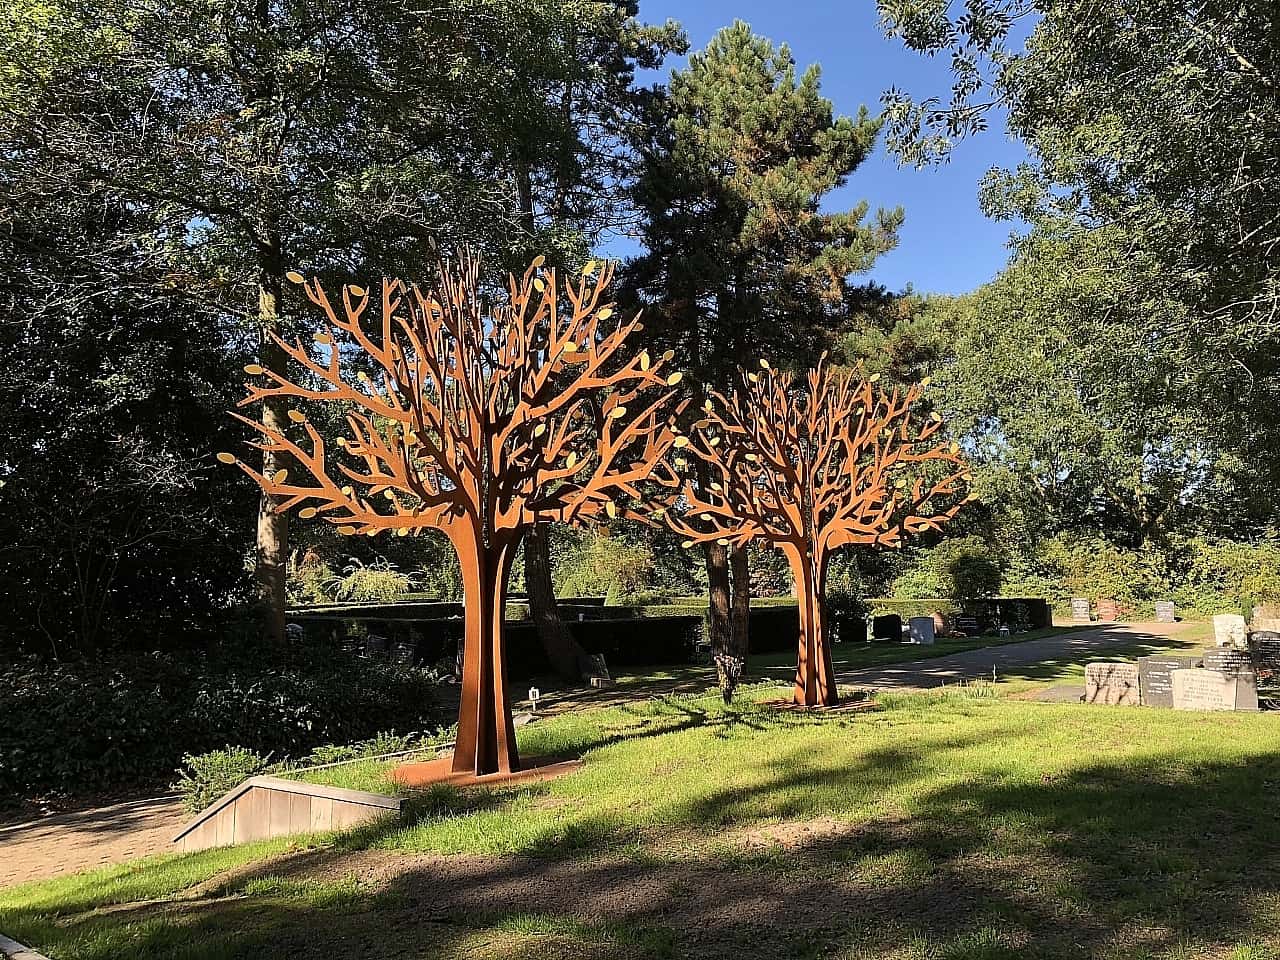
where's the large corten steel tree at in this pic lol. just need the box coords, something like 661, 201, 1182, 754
663, 358, 970, 706
226, 253, 683, 776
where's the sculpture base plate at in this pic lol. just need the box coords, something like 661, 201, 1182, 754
391, 754, 583, 789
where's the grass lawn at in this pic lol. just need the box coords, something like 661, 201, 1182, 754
4, 664, 1279, 960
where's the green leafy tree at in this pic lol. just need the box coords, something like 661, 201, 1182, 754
628, 21, 902, 673
878, 0, 1280, 453
932, 225, 1241, 550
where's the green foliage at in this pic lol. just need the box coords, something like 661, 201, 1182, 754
172, 731, 445, 815
893, 536, 1002, 601
172, 746, 272, 815
629, 20, 900, 382
0, 646, 443, 800
554, 530, 655, 602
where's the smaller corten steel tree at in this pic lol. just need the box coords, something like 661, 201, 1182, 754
224, 252, 684, 776
661, 358, 971, 706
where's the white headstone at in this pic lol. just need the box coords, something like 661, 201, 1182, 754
1212, 614, 1248, 648
907, 616, 935, 645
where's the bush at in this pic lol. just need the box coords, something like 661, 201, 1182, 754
172, 731, 448, 815
173, 746, 272, 814
555, 530, 655, 601
892, 536, 1002, 600
0, 643, 444, 801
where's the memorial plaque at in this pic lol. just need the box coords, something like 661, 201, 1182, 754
1252, 631, 1280, 686
1172, 668, 1259, 712
1096, 598, 1119, 621
1203, 647, 1253, 675
872, 614, 902, 643
1137, 655, 1202, 708
1213, 613, 1248, 648
1071, 598, 1092, 622
1154, 600, 1176, 623
907, 616, 936, 645
1085, 662, 1140, 705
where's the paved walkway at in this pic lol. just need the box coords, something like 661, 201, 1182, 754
0, 622, 1194, 891
831, 620, 1191, 690
0, 795, 185, 889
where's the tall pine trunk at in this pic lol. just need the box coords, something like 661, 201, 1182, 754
255, 233, 288, 645
524, 523, 592, 682
512, 162, 581, 681
730, 544, 751, 664
452, 529, 519, 775
705, 541, 732, 666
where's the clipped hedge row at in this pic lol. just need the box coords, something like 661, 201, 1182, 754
0, 644, 443, 800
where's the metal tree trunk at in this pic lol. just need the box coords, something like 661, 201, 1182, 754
785, 544, 836, 706
452, 532, 519, 776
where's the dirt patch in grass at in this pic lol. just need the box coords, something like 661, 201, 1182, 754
730, 815, 855, 850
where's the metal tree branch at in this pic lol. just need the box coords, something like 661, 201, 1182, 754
224, 251, 685, 776
657, 356, 972, 706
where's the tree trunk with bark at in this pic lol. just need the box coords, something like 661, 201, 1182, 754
255, 240, 288, 645
524, 523, 593, 682
705, 540, 732, 663
730, 544, 751, 662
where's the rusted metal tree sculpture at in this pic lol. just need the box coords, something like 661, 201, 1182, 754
224, 252, 683, 776
662, 358, 970, 707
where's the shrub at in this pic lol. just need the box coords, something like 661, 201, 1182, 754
555, 530, 654, 601
893, 536, 1002, 600
173, 746, 272, 814
172, 730, 449, 815
0, 643, 444, 801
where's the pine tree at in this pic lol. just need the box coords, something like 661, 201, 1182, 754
628, 20, 903, 677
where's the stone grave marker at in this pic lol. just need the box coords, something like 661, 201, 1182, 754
1096, 597, 1120, 621
1252, 631, 1280, 687
1204, 647, 1253, 675
872, 613, 902, 643
1213, 613, 1248, 648
907, 616, 935, 645
1085, 662, 1140, 705
1137, 655, 1201, 708
1154, 600, 1176, 623
1172, 667, 1259, 712
588, 652, 614, 688
1252, 617, 1280, 634
1070, 598, 1091, 622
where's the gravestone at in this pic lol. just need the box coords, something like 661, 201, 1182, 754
1213, 613, 1248, 648
907, 616, 936, 645
955, 614, 981, 635
872, 614, 902, 643
1252, 631, 1280, 687
1154, 600, 1176, 623
1203, 647, 1253, 675
1096, 598, 1120, 621
1084, 662, 1140, 705
1070, 598, 1092, 622
588, 652, 614, 687
1137, 655, 1201, 707
1172, 668, 1259, 712
1252, 617, 1280, 634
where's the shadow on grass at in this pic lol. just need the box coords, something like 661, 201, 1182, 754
8, 700, 1280, 960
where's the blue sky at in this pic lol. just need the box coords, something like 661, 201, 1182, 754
610, 0, 1029, 295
